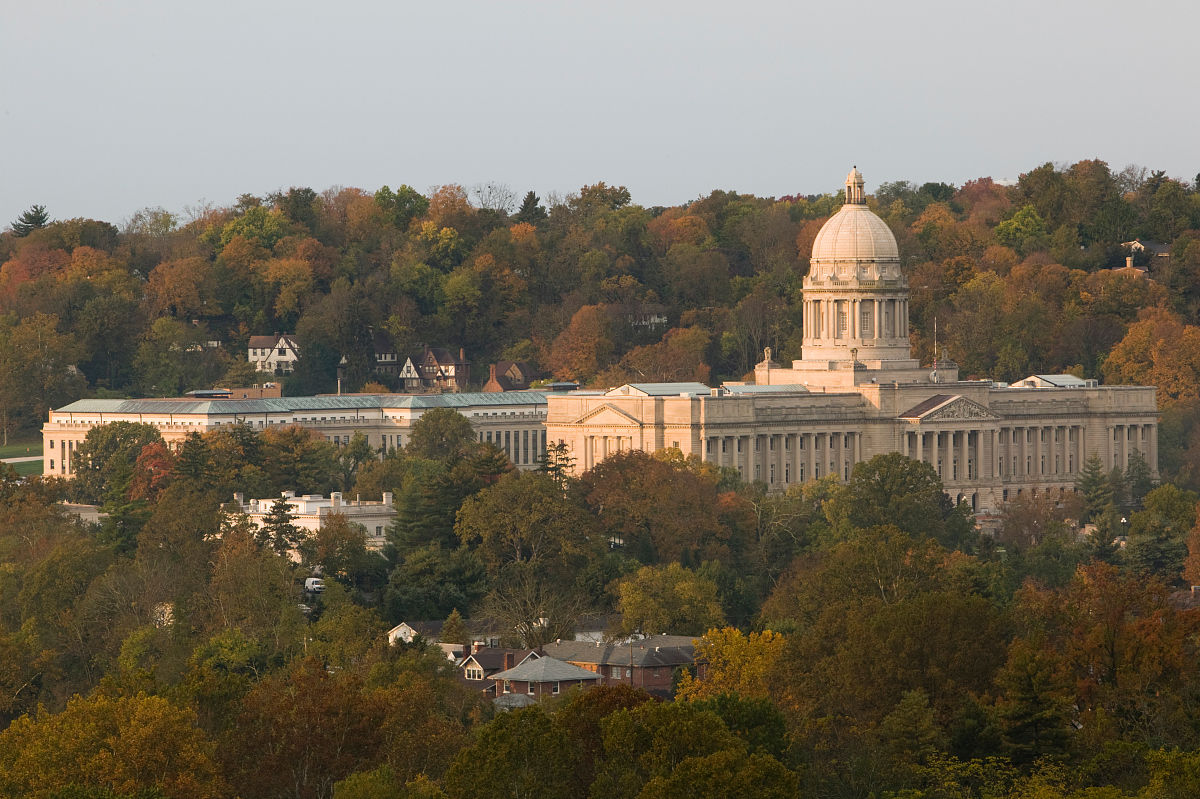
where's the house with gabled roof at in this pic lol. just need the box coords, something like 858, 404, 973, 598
488, 655, 601, 700
248, 334, 300, 375
541, 635, 698, 697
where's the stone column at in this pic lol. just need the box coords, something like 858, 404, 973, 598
914, 430, 923, 464
961, 430, 970, 482
1149, 424, 1158, 476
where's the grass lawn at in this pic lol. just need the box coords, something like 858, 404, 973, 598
0, 437, 42, 459
10, 460, 42, 476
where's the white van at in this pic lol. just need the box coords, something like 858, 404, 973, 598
304, 577, 325, 593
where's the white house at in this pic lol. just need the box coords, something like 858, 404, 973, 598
248, 334, 301, 374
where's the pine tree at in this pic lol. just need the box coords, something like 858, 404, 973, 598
513, 191, 547, 224
11, 204, 49, 236
257, 495, 303, 555
441, 608, 469, 650
1076, 454, 1113, 523
1124, 450, 1154, 509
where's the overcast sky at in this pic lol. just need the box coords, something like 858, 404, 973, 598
2, 0, 1196, 229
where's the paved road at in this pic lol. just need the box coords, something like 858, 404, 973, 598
1, 456, 42, 464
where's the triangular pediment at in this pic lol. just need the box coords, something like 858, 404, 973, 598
573, 403, 644, 427
900, 394, 998, 422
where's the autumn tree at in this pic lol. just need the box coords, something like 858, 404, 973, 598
224, 657, 382, 799
0, 693, 227, 799
71, 421, 164, 504
675, 627, 786, 701
612, 563, 725, 637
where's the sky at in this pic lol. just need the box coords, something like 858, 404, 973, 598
2, 0, 1197, 229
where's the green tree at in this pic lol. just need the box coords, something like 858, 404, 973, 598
374, 185, 429, 230
1123, 483, 1198, 578
513, 191, 547, 224
993, 639, 1073, 764
440, 608, 468, 651
257, 495, 303, 555
1076, 454, 1114, 523
825, 452, 975, 550
442, 707, 577, 799
71, 422, 164, 504
406, 408, 476, 462
11, 204, 50, 236
455, 471, 600, 579
383, 545, 488, 622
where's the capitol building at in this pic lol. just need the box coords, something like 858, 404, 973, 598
43, 169, 1158, 516
544, 168, 1158, 514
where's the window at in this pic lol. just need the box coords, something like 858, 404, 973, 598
553, 681, 561, 695
278, 348, 286, 356
49, 459, 54, 469
503, 680, 511, 693
49, 440, 55, 448
465, 667, 483, 680
527, 682, 535, 695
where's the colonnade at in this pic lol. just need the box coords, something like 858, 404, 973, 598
702, 430, 863, 486
901, 422, 1158, 487
577, 434, 638, 471
806, 297, 907, 341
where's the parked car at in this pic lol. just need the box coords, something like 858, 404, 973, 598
304, 577, 325, 593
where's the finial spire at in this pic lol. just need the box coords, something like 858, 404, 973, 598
845, 166, 866, 205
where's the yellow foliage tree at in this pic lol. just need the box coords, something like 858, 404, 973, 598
675, 627, 786, 702
0, 692, 227, 799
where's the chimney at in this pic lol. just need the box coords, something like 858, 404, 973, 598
383, 491, 394, 507
489, 364, 497, 380
1126, 255, 1134, 269
331, 492, 341, 508
459, 347, 465, 361
233, 492, 244, 505
505, 652, 514, 669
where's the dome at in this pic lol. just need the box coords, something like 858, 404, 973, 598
809, 167, 899, 262
810, 204, 900, 261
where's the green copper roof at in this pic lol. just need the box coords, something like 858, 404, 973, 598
53, 391, 548, 416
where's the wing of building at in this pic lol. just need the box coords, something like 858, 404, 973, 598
543, 168, 1158, 515
44, 392, 550, 476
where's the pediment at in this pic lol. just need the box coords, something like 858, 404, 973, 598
573, 403, 644, 427
900, 395, 998, 422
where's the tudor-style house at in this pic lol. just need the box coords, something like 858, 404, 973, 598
248, 334, 300, 374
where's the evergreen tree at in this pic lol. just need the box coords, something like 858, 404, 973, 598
257, 495, 303, 555
11, 204, 49, 236
174, 432, 213, 484
1124, 450, 1154, 509
513, 191, 547, 224
441, 608, 469, 650
1076, 454, 1113, 523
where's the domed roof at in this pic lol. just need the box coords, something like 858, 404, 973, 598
809, 167, 899, 262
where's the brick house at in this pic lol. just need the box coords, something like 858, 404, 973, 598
488, 656, 601, 700
540, 635, 698, 697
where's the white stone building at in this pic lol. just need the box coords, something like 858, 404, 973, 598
232, 490, 396, 551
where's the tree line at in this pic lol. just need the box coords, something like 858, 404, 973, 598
4, 162, 1200, 474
